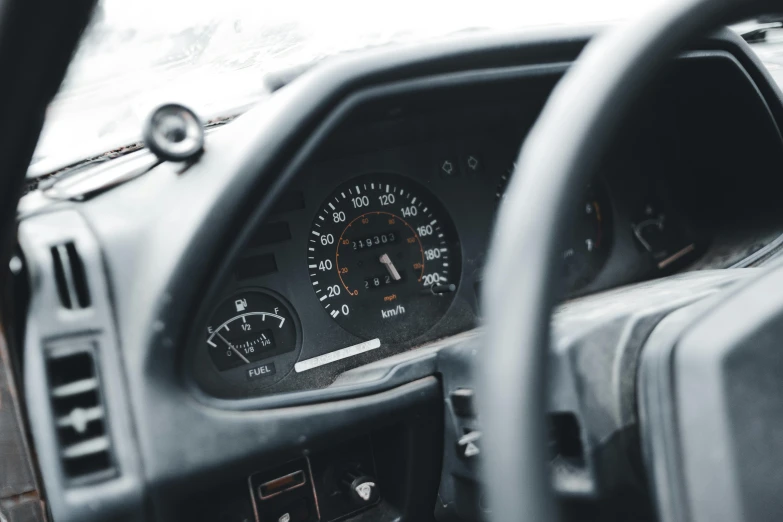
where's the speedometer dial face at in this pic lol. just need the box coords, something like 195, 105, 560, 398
308, 174, 460, 343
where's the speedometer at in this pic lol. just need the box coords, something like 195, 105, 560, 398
308, 174, 460, 343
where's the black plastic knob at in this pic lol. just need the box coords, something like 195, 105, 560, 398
341, 469, 380, 507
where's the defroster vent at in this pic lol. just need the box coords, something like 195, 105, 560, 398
50, 242, 91, 310
45, 342, 115, 481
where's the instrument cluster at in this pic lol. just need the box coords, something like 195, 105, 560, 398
189, 127, 703, 400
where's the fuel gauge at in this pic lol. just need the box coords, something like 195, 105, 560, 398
206, 290, 298, 372
632, 204, 698, 270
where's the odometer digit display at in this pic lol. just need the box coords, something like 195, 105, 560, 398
308, 174, 460, 343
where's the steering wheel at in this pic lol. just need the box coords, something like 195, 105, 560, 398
480, 0, 780, 521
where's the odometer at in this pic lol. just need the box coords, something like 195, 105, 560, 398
308, 174, 460, 343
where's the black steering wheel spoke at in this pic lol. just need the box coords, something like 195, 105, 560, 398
549, 271, 747, 502
640, 261, 783, 522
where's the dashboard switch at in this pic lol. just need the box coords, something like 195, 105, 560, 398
342, 468, 380, 507
273, 499, 310, 522
457, 431, 481, 459
450, 387, 476, 417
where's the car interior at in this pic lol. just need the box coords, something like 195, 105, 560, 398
4, 0, 783, 521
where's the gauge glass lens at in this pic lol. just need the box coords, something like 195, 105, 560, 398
206, 290, 297, 371
308, 174, 460, 343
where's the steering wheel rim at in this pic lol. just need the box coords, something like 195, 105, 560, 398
479, 0, 772, 519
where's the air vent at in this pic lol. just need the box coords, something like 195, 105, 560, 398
548, 413, 585, 465
46, 344, 114, 481
50, 242, 91, 309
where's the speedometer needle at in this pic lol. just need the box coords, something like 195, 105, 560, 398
379, 253, 402, 281
216, 331, 250, 363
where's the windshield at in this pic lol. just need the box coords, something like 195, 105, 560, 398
33, 0, 675, 172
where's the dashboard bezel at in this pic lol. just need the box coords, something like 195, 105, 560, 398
185, 47, 783, 401
184, 62, 574, 400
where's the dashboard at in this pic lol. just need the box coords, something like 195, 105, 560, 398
188, 50, 783, 399
15, 23, 783, 522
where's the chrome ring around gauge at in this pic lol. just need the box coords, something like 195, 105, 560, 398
308, 174, 461, 343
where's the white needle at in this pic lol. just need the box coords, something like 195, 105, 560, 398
216, 331, 250, 363
379, 253, 402, 281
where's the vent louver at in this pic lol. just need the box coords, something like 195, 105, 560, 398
46, 345, 114, 481
50, 242, 91, 309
